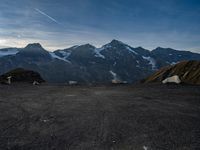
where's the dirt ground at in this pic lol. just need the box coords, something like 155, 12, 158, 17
0, 83, 199, 150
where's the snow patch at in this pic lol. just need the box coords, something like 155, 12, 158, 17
126, 46, 138, 55
142, 56, 157, 70
103, 44, 112, 49
0, 49, 19, 57
49, 52, 71, 63
109, 70, 122, 83
94, 48, 105, 59
109, 70, 117, 79
58, 50, 71, 58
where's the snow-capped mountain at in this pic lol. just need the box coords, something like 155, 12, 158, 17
0, 40, 200, 83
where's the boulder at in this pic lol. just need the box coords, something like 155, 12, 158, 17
162, 75, 181, 84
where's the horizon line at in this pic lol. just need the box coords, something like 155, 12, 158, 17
0, 40, 199, 53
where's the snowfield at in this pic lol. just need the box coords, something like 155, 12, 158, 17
142, 56, 157, 70
94, 48, 105, 59
126, 46, 138, 55
49, 52, 71, 63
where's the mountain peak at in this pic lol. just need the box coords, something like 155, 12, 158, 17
136, 46, 145, 49
154, 47, 166, 50
102, 39, 126, 48
110, 39, 124, 45
153, 47, 177, 53
18, 43, 51, 60
78, 44, 95, 49
25, 43, 44, 49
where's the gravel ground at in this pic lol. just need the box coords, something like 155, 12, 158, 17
0, 83, 199, 150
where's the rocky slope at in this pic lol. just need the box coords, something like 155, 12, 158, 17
143, 60, 200, 85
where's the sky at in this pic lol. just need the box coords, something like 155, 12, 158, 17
0, 0, 200, 52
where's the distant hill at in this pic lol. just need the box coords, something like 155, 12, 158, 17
0, 40, 200, 83
0, 68, 45, 84
143, 60, 200, 85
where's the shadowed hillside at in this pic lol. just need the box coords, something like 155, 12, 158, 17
0, 68, 45, 84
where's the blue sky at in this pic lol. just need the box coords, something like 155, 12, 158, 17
0, 0, 200, 52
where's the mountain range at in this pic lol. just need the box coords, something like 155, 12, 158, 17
0, 39, 200, 83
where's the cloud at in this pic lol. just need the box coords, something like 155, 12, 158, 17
0, 0, 200, 52
0, 39, 7, 47
35, 8, 60, 24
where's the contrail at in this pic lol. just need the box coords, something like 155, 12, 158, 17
35, 8, 60, 24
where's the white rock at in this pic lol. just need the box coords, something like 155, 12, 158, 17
162, 75, 181, 84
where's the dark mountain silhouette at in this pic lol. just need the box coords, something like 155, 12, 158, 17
16, 43, 52, 61
0, 68, 45, 84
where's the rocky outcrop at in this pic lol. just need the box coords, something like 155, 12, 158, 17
143, 61, 200, 85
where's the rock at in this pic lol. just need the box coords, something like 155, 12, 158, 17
162, 75, 181, 84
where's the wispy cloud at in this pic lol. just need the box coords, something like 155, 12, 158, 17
35, 8, 60, 24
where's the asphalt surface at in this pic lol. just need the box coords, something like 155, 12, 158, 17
0, 84, 199, 150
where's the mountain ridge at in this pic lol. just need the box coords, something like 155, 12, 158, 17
1, 40, 200, 56
0, 40, 200, 83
